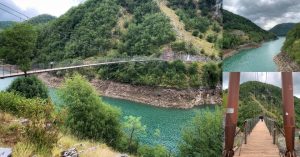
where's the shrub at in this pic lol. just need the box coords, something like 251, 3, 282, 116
206, 34, 217, 43
192, 30, 199, 37
58, 74, 122, 148
137, 145, 170, 157
202, 62, 221, 88
171, 41, 186, 52
7, 76, 48, 99
0, 92, 58, 154
179, 107, 223, 157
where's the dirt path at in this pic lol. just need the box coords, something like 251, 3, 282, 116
157, 1, 218, 57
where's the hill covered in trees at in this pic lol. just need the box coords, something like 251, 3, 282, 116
223, 10, 277, 49
0, 0, 222, 89
281, 23, 300, 64
224, 81, 300, 128
0, 21, 17, 31
33, 0, 221, 62
27, 14, 56, 25
269, 23, 297, 36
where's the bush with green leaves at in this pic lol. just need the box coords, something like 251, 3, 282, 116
7, 76, 48, 99
0, 92, 58, 154
137, 145, 170, 157
202, 62, 221, 88
58, 74, 122, 148
121, 13, 176, 56
179, 107, 223, 157
98, 61, 208, 89
123, 116, 146, 152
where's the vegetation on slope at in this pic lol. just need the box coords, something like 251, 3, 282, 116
98, 61, 221, 89
225, 81, 300, 128
282, 23, 300, 64
0, 23, 37, 73
0, 21, 17, 31
179, 107, 223, 157
27, 14, 56, 25
7, 76, 48, 99
166, 0, 222, 56
223, 10, 277, 49
269, 23, 296, 36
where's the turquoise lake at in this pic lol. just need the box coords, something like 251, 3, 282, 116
223, 37, 286, 72
0, 71, 214, 152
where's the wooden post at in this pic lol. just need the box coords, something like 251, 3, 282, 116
244, 121, 247, 144
273, 128, 276, 145
281, 72, 296, 157
223, 72, 240, 157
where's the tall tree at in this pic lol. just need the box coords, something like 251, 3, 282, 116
0, 23, 37, 75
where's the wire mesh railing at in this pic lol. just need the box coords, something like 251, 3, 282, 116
264, 117, 286, 156
234, 117, 260, 156
0, 56, 163, 78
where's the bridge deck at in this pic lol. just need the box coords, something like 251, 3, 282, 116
235, 121, 280, 157
0, 59, 161, 79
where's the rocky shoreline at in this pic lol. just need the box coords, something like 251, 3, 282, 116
274, 52, 300, 72
223, 43, 261, 59
37, 73, 222, 109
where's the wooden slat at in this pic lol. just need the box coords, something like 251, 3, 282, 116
235, 121, 280, 157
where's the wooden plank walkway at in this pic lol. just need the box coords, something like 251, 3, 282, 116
235, 121, 280, 157
0, 59, 162, 79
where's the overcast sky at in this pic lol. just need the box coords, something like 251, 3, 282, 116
0, 0, 84, 21
224, 0, 300, 30
223, 72, 300, 98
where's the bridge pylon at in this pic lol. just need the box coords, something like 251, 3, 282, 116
223, 72, 240, 157
281, 72, 296, 157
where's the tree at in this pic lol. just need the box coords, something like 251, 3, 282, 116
58, 74, 122, 147
137, 145, 170, 157
202, 63, 221, 88
123, 116, 146, 149
179, 107, 223, 157
7, 76, 48, 99
0, 23, 37, 74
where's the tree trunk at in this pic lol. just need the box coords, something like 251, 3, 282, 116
128, 128, 135, 149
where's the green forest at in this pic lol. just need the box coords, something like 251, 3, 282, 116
282, 23, 300, 64
0, 0, 222, 89
269, 23, 296, 36
224, 81, 300, 128
223, 10, 277, 49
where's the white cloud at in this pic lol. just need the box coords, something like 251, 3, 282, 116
223, 0, 300, 30
0, 0, 84, 21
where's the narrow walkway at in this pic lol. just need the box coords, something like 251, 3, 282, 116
235, 121, 279, 157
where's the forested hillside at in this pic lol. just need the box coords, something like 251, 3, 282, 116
224, 81, 300, 128
33, 0, 221, 62
27, 14, 56, 25
0, 0, 222, 89
282, 23, 300, 64
0, 21, 17, 31
269, 23, 296, 36
223, 10, 277, 49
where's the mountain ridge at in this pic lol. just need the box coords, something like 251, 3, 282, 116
269, 23, 297, 36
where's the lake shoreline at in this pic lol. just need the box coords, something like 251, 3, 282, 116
38, 73, 222, 109
274, 52, 300, 72
223, 42, 261, 59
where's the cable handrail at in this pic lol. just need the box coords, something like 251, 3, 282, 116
233, 117, 260, 155
264, 117, 286, 156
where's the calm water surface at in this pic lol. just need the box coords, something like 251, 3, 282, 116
224, 37, 286, 72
